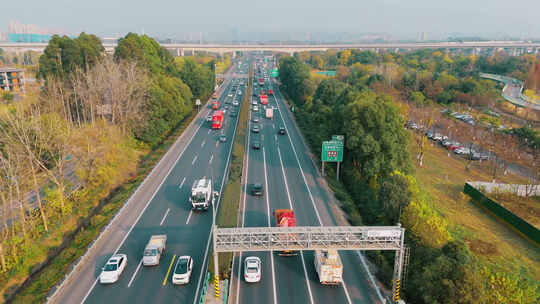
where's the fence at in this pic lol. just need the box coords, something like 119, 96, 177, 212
463, 182, 540, 245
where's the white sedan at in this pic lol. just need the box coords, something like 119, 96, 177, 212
172, 255, 193, 285
100, 254, 127, 284
244, 256, 261, 283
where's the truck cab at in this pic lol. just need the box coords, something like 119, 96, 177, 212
190, 178, 214, 211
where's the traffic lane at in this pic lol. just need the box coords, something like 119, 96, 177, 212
273, 88, 382, 303
262, 131, 314, 304
270, 91, 353, 304
86, 81, 242, 303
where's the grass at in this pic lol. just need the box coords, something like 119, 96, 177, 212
489, 192, 540, 229
8, 110, 199, 303
208, 74, 251, 280
411, 135, 540, 281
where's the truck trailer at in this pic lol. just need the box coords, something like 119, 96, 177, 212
314, 249, 343, 285
212, 110, 224, 129
143, 235, 167, 266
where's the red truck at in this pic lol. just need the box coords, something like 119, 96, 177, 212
260, 94, 268, 105
268, 89, 274, 96
258, 78, 264, 86
212, 111, 224, 129
274, 209, 297, 256
212, 100, 220, 110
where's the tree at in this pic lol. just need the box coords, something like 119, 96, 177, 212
343, 91, 411, 182
178, 57, 214, 100
37, 33, 104, 80
114, 33, 175, 75
278, 56, 314, 104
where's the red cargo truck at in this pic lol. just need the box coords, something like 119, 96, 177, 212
260, 94, 268, 105
274, 209, 297, 256
258, 78, 264, 86
212, 111, 224, 129
212, 100, 220, 110
268, 89, 274, 95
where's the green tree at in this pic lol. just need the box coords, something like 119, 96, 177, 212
278, 56, 314, 104
178, 57, 214, 100
37, 33, 104, 80
343, 91, 411, 182
114, 33, 175, 75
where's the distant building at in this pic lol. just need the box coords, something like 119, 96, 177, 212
7, 21, 68, 43
0, 68, 25, 94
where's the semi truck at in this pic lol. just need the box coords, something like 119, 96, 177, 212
143, 235, 167, 266
266, 108, 273, 119
190, 178, 214, 211
274, 209, 297, 256
314, 249, 343, 285
212, 110, 224, 129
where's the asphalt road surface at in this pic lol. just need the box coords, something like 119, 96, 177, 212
230, 60, 384, 304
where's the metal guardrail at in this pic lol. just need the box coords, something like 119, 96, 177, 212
479, 72, 540, 110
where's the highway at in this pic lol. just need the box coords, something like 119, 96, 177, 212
50, 60, 249, 304
230, 59, 384, 304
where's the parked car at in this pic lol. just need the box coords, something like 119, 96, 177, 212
447, 142, 463, 151
100, 254, 128, 284
454, 147, 472, 155
172, 256, 193, 285
244, 256, 262, 283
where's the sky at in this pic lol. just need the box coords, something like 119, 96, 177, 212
2, 0, 540, 40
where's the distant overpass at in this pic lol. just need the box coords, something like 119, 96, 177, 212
1, 41, 540, 55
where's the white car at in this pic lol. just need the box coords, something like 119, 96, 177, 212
228, 93, 233, 97
172, 255, 193, 285
100, 254, 127, 284
244, 256, 261, 283
238, 91, 242, 95
233, 101, 239, 106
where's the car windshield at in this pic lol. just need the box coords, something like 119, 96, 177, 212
254, 184, 262, 190
104, 263, 118, 271
175, 258, 189, 274
246, 265, 258, 273
144, 249, 157, 256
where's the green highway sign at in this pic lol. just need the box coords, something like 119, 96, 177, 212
270, 69, 279, 78
322, 140, 343, 162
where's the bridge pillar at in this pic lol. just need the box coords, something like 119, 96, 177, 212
176, 48, 180, 57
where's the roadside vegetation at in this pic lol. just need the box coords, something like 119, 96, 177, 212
0, 33, 230, 303
277, 52, 539, 304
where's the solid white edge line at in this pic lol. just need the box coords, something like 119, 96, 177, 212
357, 251, 386, 303
263, 148, 278, 304
127, 259, 143, 288
185, 210, 193, 225
159, 208, 170, 226
192, 76, 243, 304
235, 71, 252, 304
80, 98, 206, 304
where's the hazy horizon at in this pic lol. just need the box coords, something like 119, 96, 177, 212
2, 0, 540, 40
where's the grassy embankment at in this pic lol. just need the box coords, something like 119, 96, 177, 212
9, 108, 199, 304
208, 73, 251, 279
410, 136, 540, 281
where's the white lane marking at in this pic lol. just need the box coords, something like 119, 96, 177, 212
263, 148, 278, 304
179, 177, 186, 189
127, 259, 143, 288
185, 210, 193, 225
159, 208, 170, 226
274, 89, 354, 304
274, 135, 277, 142
216, 141, 219, 148
208, 129, 211, 134
81, 110, 205, 303
192, 155, 198, 165
342, 279, 354, 304
357, 251, 385, 303
209, 154, 214, 164
300, 252, 316, 304
272, 124, 275, 129
235, 78, 253, 304
201, 140, 206, 147
277, 147, 314, 304
193, 80, 243, 304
